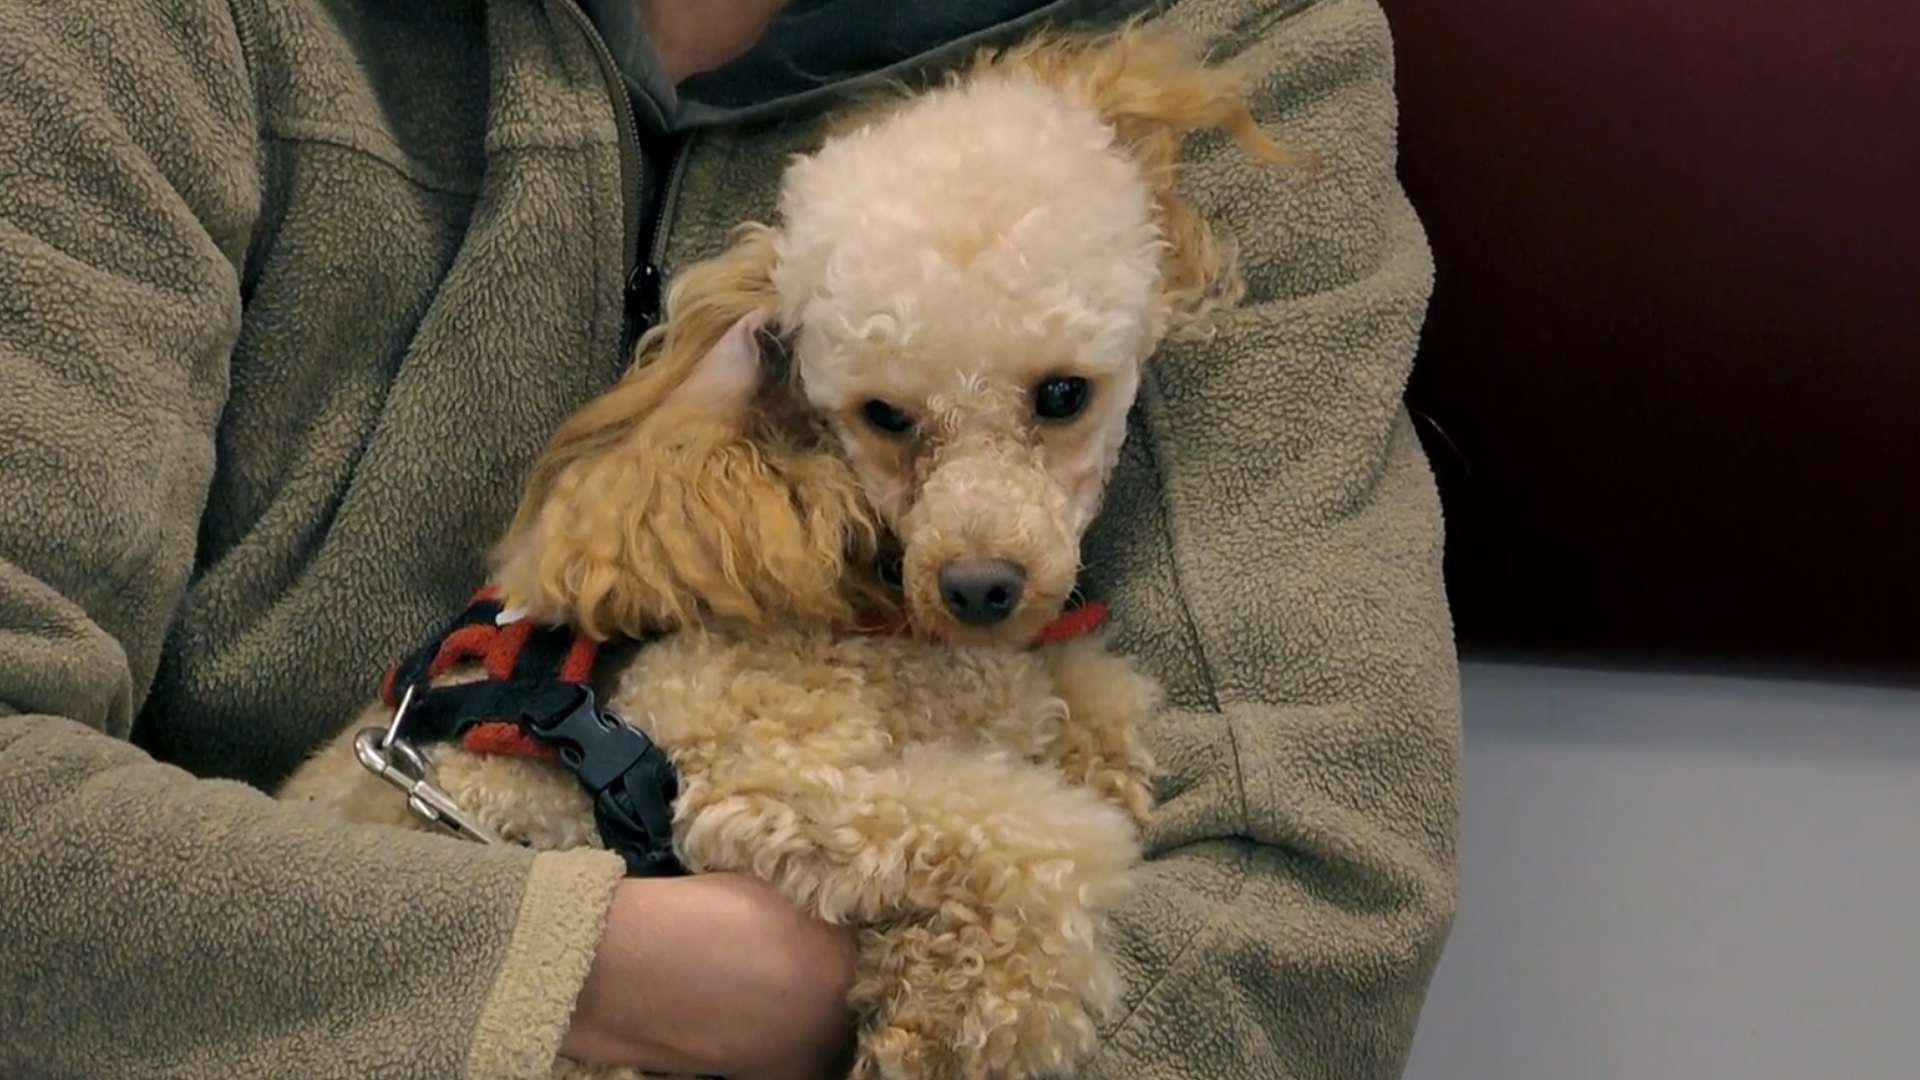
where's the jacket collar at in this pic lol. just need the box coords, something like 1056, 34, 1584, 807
573, 0, 1168, 134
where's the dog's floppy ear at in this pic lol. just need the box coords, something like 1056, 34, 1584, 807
490, 226, 881, 639
974, 25, 1311, 337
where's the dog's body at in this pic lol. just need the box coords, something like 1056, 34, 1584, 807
281, 25, 1294, 1080
283, 619, 1158, 1080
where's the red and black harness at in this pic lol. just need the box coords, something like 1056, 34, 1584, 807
371, 586, 1107, 878
373, 587, 682, 877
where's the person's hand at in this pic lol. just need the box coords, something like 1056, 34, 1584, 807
561, 871, 859, 1080
637, 0, 795, 84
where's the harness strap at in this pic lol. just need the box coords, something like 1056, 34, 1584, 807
380, 588, 596, 717
378, 587, 1112, 879
396, 678, 683, 878
1033, 599, 1108, 645
847, 598, 1109, 644
380, 588, 682, 877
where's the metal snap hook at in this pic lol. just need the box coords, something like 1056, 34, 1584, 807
352, 702, 501, 846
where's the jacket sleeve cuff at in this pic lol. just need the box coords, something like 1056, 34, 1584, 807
464, 847, 628, 1080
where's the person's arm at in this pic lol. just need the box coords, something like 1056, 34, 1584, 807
0, 4, 621, 1077
0, 5, 855, 1079
1086, 2, 1460, 1077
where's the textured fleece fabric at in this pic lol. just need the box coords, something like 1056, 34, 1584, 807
0, 0, 1460, 1077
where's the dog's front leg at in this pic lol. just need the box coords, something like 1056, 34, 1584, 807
674, 742, 1139, 1080
1033, 639, 1160, 828
848, 746, 1140, 1080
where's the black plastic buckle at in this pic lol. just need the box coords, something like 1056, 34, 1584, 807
521, 685, 685, 878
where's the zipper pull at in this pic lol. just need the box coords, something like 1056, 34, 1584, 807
624, 260, 663, 343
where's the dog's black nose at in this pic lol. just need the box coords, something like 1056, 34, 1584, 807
938, 559, 1027, 627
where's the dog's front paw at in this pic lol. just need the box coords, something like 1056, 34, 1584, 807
1103, 763, 1156, 830
860, 1003, 1096, 1080
1037, 640, 1160, 828
1056, 753, 1155, 829
868, 919, 1117, 1080
855, 1017, 964, 1080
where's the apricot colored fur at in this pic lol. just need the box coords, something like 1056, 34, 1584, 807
279, 24, 1293, 1080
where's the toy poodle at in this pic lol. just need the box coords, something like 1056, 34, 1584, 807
279, 23, 1297, 1080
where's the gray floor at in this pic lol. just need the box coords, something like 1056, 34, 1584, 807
1401, 661, 1920, 1080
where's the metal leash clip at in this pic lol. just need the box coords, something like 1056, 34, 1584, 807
352, 684, 501, 845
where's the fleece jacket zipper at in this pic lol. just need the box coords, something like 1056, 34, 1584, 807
628, 134, 691, 343
546, 0, 693, 347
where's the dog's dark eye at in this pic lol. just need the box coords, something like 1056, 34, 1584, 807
1033, 376, 1091, 422
861, 399, 916, 436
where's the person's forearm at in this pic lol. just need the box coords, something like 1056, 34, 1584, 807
0, 714, 625, 1080
562, 873, 858, 1080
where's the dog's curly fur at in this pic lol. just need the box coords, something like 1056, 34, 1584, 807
279, 24, 1296, 1080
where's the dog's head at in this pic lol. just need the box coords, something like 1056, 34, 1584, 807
768, 26, 1301, 645
492, 25, 1299, 645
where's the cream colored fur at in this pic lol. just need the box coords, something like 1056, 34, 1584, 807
279, 24, 1295, 1080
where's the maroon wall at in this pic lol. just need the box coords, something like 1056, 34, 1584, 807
1379, 0, 1920, 680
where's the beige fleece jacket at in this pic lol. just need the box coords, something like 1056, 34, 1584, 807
0, 0, 1460, 1077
